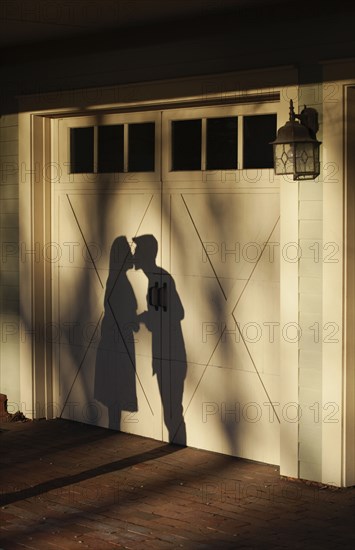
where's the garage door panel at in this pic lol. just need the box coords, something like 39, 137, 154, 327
182, 366, 280, 464
57, 266, 103, 346
119, 353, 163, 440
172, 274, 225, 367
55, 182, 163, 438
178, 192, 279, 284
59, 343, 98, 422
165, 186, 280, 462
59, 192, 159, 272
168, 194, 223, 279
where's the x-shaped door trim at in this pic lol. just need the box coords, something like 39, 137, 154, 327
180, 194, 281, 425
59, 193, 156, 417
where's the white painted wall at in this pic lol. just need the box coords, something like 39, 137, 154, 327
0, 114, 20, 410
298, 84, 324, 483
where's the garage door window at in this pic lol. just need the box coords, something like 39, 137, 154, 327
171, 114, 276, 171
68, 111, 277, 177
70, 127, 94, 173
69, 122, 156, 174
243, 114, 276, 169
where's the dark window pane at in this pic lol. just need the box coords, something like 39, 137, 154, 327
243, 114, 276, 169
172, 119, 201, 171
98, 125, 124, 173
206, 117, 238, 170
128, 122, 155, 172
70, 127, 94, 173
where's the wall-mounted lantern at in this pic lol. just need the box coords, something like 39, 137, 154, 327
271, 99, 321, 180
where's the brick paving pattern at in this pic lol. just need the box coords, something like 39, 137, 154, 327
1, 419, 354, 549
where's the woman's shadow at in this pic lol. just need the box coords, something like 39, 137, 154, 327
94, 236, 138, 430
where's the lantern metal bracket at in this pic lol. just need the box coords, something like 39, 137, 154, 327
289, 99, 319, 137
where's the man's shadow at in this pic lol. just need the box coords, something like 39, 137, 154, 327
133, 235, 187, 445
94, 236, 138, 430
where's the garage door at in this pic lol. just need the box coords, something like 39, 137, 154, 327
53, 101, 281, 464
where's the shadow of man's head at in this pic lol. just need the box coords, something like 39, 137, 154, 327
133, 235, 158, 273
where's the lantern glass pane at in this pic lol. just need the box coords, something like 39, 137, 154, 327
293, 142, 321, 180
273, 143, 294, 175
295, 143, 315, 176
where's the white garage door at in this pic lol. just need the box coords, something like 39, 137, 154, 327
53, 102, 282, 464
